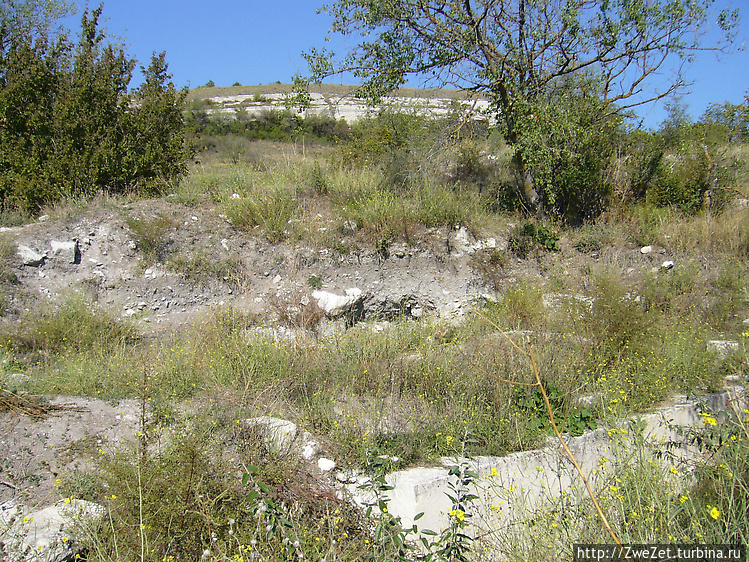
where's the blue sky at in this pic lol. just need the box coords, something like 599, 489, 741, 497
68, 1, 748, 130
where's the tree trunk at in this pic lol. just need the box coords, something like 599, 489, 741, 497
513, 150, 542, 218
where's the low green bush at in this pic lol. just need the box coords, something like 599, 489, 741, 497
125, 213, 178, 265
223, 185, 299, 242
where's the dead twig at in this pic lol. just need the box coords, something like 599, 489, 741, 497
0, 388, 86, 419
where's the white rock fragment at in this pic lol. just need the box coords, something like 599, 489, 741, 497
312, 288, 363, 317
335, 470, 359, 483
708, 340, 739, 357
245, 416, 299, 455
640, 246, 653, 254
302, 439, 320, 460
49, 240, 79, 264
1, 499, 104, 562
17, 245, 45, 266
318, 458, 336, 472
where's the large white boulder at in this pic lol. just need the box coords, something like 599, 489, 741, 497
312, 288, 363, 317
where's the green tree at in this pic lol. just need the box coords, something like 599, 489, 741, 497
0, 21, 67, 208
300, 0, 739, 219
0, 0, 73, 48
701, 96, 749, 142
0, 3, 188, 211
51, 5, 135, 197
124, 52, 188, 192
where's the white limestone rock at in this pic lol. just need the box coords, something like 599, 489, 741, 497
1, 499, 104, 562
17, 245, 45, 267
312, 288, 363, 317
245, 416, 299, 455
317, 458, 336, 472
49, 240, 79, 264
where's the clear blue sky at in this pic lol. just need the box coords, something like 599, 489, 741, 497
68, 0, 748, 130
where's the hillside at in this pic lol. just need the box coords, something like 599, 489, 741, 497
1, 110, 748, 560
188, 83, 491, 122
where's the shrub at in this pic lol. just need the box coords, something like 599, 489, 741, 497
0, 7, 188, 213
647, 150, 711, 213
508, 222, 560, 257
510, 79, 619, 223
223, 185, 299, 242
125, 213, 177, 265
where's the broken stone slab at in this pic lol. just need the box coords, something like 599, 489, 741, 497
708, 340, 739, 357
345, 390, 745, 535
312, 288, 363, 317
245, 416, 299, 455
17, 245, 45, 267
49, 241, 80, 265
1, 499, 104, 562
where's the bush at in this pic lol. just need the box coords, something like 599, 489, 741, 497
510, 79, 619, 223
223, 186, 299, 242
647, 150, 711, 213
187, 108, 350, 145
0, 7, 188, 213
508, 222, 560, 257
125, 213, 177, 265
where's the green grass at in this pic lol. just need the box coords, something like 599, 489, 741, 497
167, 251, 247, 289
7, 288, 741, 560
125, 212, 178, 265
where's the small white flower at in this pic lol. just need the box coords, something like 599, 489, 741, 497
201, 549, 211, 559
